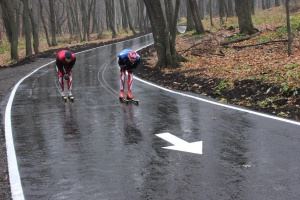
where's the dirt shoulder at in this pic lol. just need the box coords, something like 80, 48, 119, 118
136, 28, 300, 122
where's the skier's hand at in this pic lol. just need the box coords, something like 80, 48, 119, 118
64, 74, 69, 80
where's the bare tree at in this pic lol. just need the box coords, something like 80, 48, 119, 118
80, 0, 89, 41
0, 0, 19, 60
137, 0, 146, 33
29, 1, 39, 54
227, 0, 234, 17
188, 0, 205, 34
21, 0, 33, 56
209, 0, 213, 27
39, 0, 51, 46
143, 0, 182, 68
286, 0, 292, 56
105, 0, 117, 38
49, 0, 57, 46
119, 0, 128, 32
124, 0, 136, 34
186, 0, 195, 31
219, 0, 225, 25
235, 0, 257, 34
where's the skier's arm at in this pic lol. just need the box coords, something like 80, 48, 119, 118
132, 57, 141, 68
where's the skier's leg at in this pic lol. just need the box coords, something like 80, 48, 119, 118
57, 67, 64, 95
127, 70, 134, 99
67, 71, 73, 96
119, 69, 125, 99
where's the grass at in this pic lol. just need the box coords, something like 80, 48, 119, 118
214, 80, 231, 95
0, 41, 10, 54
226, 33, 247, 42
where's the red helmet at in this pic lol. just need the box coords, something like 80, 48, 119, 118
128, 51, 138, 62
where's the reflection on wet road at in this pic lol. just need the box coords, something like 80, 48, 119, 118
11, 35, 300, 200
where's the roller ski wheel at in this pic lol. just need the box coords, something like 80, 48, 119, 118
119, 97, 128, 104
68, 96, 75, 102
62, 96, 68, 103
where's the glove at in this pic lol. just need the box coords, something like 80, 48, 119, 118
64, 74, 70, 80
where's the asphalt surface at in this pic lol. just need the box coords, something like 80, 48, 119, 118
8, 34, 300, 200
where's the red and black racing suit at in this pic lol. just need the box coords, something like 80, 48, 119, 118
55, 50, 76, 93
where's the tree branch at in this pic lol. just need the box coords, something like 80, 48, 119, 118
231, 39, 288, 49
220, 32, 261, 46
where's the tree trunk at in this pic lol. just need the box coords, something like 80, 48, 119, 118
54, 1, 65, 35
124, 0, 137, 34
219, 0, 225, 25
80, 0, 89, 41
39, 0, 51, 46
209, 0, 213, 26
120, 0, 129, 32
164, 0, 181, 58
66, 1, 74, 39
262, 0, 266, 9
188, 0, 205, 34
105, 0, 117, 38
251, 0, 255, 14
73, 0, 83, 41
266, 0, 271, 8
29, 6, 39, 54
0, 0, 19, 60
137, 0, 145, 33
227, 0, 234, 17
21, 0, 33, 56
91, 0, 98, 33
275, 0, 281, 6
186, 0, 195, 31
199, 0, 205, 19
143, 0, 181, 68
87, 0, 94, 39
286, 0, 292, 56
235, 0, 257, 34
49, 0, 57, 46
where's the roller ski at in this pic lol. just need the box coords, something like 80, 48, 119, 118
119, 97, 139, 105
61, 91, 74, 103
119, 90, 139, 105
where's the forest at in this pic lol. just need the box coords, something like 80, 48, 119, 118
0, 0, 297, 64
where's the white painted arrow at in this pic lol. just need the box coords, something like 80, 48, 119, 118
156, 132, 203, 155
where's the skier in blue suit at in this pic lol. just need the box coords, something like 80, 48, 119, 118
117, 49, 141, 99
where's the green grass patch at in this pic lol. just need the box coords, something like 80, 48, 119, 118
226, 33, 247, 42
258, 98, 273, 108
257, 35, 271, 43
285, 63, 299, 70
0, 41, 10, 54
214, 80, 231, 95
280, 82, 294, 94
273, 14, 300, 37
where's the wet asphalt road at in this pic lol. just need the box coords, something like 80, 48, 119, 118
10, 35, 300, 200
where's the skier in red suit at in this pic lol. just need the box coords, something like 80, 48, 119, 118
55, 50, 76, 97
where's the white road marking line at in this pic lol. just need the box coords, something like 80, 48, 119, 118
5, 61, 54, 200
